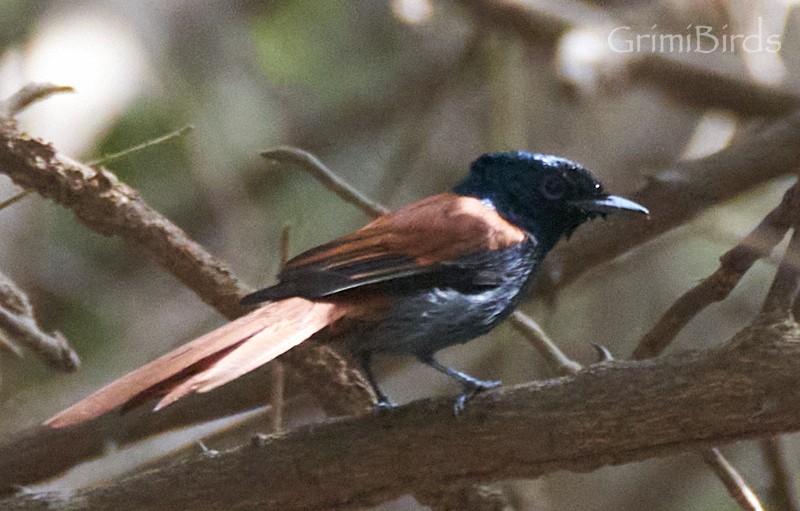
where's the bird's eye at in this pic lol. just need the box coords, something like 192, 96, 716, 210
541, 176, 566, 200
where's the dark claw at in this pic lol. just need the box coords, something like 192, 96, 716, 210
453, 379, 501, 415
373, 398, 397, 412
592, 343, 614, 362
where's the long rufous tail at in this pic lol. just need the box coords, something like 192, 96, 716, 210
45, 298, 351, 429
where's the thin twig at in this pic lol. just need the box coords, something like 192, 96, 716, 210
269, 224, 292, 434
0, 83, 74, 118
764, 227, 800, 317
509, 311, 581, 376
700, 449, 765, 511
0, 306, 79, 372
632, 181, 800, 359
279, 223, 291, 268
0, 332, 22, 357
87, 125, 194, 167
261, 147, 389, 218
0, 189, 32, 211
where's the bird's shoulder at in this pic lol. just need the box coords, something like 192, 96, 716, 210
241, 194, 529, 303
287, 193, 526, 270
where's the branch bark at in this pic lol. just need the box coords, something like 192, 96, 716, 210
3, 317, 799, 511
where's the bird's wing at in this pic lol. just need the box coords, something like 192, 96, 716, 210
242, 193, 527, 303
45, 298, 352, 428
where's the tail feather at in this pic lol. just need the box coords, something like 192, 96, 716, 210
45, 298, 349, 429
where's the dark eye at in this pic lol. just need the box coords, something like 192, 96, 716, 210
541, 175, 566, 200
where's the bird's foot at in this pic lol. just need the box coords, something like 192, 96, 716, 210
453, 379, 501, 415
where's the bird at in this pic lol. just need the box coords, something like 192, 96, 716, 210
45, 151, 647, 428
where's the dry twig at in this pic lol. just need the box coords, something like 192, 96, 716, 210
87, 125, 194, 167
700, 449, 764, 511
633, 181, 800, 359
0, 83, 74, 118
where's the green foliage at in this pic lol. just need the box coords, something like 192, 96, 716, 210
250, 0, 401, 107
89, 98, 208, 226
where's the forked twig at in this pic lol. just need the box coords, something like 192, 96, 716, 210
633, 181, 800, 359
0, 271, 80, 372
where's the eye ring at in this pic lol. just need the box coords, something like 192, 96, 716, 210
541, 175, 566, 200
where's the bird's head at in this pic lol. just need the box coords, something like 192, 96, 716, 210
453, 151, 648, 250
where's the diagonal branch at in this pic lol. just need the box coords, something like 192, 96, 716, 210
0, 118, 373, 493
0, 118, 373, 415
700, 449, 764, 511
633, 180, 800, 359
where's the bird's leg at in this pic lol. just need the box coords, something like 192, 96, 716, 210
418, 356, 500, 414
358, 351, 395, 410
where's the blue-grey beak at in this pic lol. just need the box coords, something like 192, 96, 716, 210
571, 195, 649, 216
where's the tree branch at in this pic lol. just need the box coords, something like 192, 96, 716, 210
633, 180, 800, 358
0, 117, 374, 415
3, 317, 799, 511
0, 117, 372, 493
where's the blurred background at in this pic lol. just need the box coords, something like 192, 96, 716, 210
0, 0, 798, 509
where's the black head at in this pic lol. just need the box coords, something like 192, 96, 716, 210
453, 151, 647, 250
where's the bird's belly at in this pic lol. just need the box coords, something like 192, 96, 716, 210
351, 284, 522, 357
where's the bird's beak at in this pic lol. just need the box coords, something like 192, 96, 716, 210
571, 195, 649, 216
